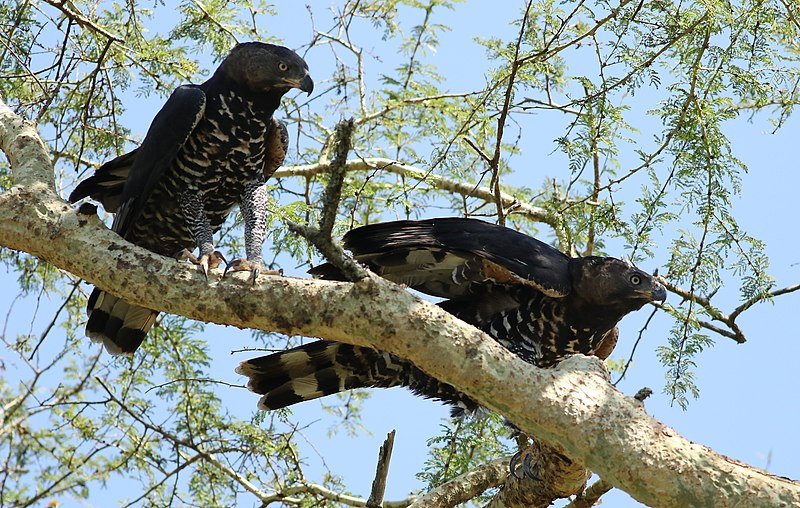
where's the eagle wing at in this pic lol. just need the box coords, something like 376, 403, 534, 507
110, 85, 206, 236
337, 218, 572, 299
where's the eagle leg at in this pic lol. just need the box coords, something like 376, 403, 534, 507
228, 180, 274, 284
178, 190, 224, 280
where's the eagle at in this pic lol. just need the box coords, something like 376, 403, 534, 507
237, 217, 666, 413
69, 42, 313, 355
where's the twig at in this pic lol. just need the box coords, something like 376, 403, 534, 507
274, 157, 565, 244
261, 482, 415, 507
729, 283, 800, 321
367, 430, 396, 508
189, 0, 239, 43
518, 0, 635, 67
612, 305, 659, 385
28, 279, 80, 360
44, 0, 125, 43
488, 0, 534, 226
289, 118, 367, 280
661, 279, 747, 343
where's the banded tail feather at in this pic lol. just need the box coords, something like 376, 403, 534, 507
236, 340, 479, 413
85, 289, 158, 355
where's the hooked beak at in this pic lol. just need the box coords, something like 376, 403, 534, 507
284, 74, 314, 95
650, 281, 667, 303
300, 74, 314, 94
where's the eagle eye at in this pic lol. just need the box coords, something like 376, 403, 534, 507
278, 62, 289, 71
630, 275, 642, 285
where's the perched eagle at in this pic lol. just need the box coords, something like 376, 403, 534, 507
237, 217, 666, 412
69, 42, 313, 355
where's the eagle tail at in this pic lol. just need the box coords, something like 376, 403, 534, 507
85, 288, 157, 355
237, 340, 477, 413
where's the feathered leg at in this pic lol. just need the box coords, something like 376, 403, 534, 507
225, 180, 281, 283
178, 189, 225, 278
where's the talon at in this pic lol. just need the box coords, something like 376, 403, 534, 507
248, 264, 260, 285
509, 451, 524, 480
223, 258, 248, 278
509, 449, 541, 481
176, 248, 199, 264
223, 258, 282, 284
208, 251, 226, 270
199, 254, 211, 280
181, 250, 226, 279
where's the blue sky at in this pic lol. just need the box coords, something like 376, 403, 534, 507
3, 1, 799, 506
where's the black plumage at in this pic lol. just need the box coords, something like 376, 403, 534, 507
69, 42, 313, 355
237, 218, 667, 412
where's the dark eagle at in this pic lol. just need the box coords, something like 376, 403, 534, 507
69, 42, 313, 355
237, 217, 666, 412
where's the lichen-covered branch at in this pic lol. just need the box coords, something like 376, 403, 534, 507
2, 99, 799, 508
565, 478, 614, 508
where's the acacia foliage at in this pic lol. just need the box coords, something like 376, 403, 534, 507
0, 0, 798, 506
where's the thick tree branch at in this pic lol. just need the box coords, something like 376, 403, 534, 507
2, 100, 799, 508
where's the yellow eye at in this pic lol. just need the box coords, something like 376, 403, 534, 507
278, 62, 289, 71
630, 275, 642, 285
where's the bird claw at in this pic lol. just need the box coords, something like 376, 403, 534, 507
223, 258, 283, 284
177, 249, 226, 279
509, 449, 541, 481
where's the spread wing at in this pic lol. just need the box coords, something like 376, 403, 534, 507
336, 218, 572, 299
110, 85, 206, 236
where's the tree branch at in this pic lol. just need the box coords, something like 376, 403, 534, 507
565, 478, 614, 508
1, 99, 799, 508
367, 430, 395, 508
43, 0, 125, 43
661, 280, 747, 343
409, 459, 507, 508
274, 157, 565, 242
288, 118, 366, 280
